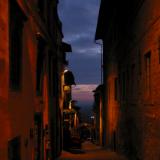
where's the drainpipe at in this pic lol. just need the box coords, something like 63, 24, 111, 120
95, 40, 105, 146
95, 40, 103, 84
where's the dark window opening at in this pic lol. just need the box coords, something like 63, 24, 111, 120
47, 0, 51, 31
36, 37, 46, 95
37, 0, 45, 20
48, 52, 58, 97
144, 51, 151, 95
8, 137, 21, 160
34, 113, 42, 160
9, 0, 27, 90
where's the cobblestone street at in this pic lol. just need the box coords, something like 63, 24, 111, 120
57, 141, 127, 160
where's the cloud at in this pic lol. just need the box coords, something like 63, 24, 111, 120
72, 84, 98, 103
58, 0, 101, 85
66, 54, 101, 84
68, 33, 100, 56
59, 0, 99, 34
58, 0, 100, 56
73, 84, 97, 93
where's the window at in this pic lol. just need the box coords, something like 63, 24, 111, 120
48, 52, 58, 97
34, 113, 43, 160
8, 137, 21, 160
47, 0, 51, 30
37, 0, 45, 20
144, 51, 151, 95
36, 37, 46, 95
9, 0, 27, 90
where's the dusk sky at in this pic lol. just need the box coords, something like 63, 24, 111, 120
58, 0, 101, 105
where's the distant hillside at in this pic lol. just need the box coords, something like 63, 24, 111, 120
77, 102, 94, 123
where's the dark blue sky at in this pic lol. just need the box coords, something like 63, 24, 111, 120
58, 0, 101, 104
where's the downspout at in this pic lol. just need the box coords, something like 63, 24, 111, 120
95, 40, 103, 84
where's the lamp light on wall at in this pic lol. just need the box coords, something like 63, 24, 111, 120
69, 100, 72, 110
63, 85, 71, 92
64, 69, 68, 73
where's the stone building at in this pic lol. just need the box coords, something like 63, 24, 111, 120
93, 84, 103, 146
95, 0, 160, 159
0, 0, 69, 159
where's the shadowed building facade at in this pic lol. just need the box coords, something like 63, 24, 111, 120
96, 0, 160, 159
93, 84, 104, 146
0, 0, 70, 159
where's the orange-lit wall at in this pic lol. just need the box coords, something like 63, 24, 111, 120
0, 1, 11, 159
99, 96, 103, 145
0, 0, 56, 159
102, 0, 160, 159
104, 61, 119, 149
8, 19, 38, 159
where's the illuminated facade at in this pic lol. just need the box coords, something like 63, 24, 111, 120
96, 0, 160, 159
62, 71, 79, 136
0, 0, 69, 159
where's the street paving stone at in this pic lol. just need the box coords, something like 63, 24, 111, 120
56, 141, 128, 160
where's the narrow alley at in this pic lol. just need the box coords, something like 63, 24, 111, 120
57, 141, 127, 160
0, 0, 160, 160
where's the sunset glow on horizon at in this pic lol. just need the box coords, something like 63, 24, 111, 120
72, 84, 98, 104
